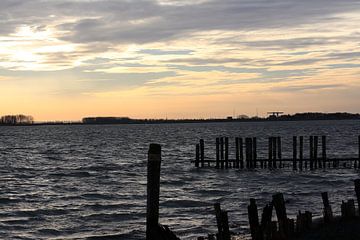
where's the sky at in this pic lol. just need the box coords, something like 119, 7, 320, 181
0, 0, 360, 121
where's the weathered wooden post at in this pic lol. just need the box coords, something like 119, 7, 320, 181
314, 136, 319, 168
357, 136, 360, 169
277, 137, 282, 168
299, 136, 304, 170
354, 179, 360, 215
322, 136, 326, 169
195, 144, 200, 168
225, 137, 229, 169
248, 198, 261, 240
214, 203, 231, 240
235, 137, 240, 168
268, 137, 273, 168
214, 203, 223, 240
293, 136, 297, 170
216, 138, 220, 169
246, 138, 252, 169
321, 192, 333, 223
272, 137, 277, 168
240, 138, 244, 169
200, 139, 205, 168
261, 203, 273, 240
253, 137, 257, 168
146, 144, 162, 240
272, 193, 288, 238
220, 137, 224, 169
310, 136, 314, 170
341, 200, 356, 219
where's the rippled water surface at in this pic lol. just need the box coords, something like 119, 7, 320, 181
1, 120, 360, 239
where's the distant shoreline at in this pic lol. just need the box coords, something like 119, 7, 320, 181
1, 113, 360, 126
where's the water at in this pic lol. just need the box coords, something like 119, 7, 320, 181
0, 120, 359, 239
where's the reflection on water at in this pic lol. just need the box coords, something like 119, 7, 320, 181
0, 120, 359, 239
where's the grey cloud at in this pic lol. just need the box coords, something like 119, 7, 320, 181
0, 0, 359, 44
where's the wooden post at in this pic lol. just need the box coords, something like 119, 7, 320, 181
146, 144, 162, 240
272, 137, 277, 168
321, 192, 333, 223
357, 136, 360, 169
253, 137, 257, 168
225, 137, 229, 169
277, 137, 282, 168
235, 137, 240, 168
214, 203, 223, 239
246, 138, 252, 169
240, 138, 244, 169
354, 179, 360, 215
322, 136, 326, 169
261, 203, 273, 240
216, 138, 220, 169
293, 136, 297, 170
268, 137, 273, 168
341, 200, 356, 219
299, 136, 304, 170
214, 203, 230, 240
314, 136, 319, 168
248, 198, 260, 240
200, 139, 205, 168
272, 193, 288, 238
221, 211, 231, 240
220, 137, 224, 169
195, 144, 200, 168
310, 136, 314, 170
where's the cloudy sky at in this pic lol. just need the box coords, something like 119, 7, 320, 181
1, 0, 360, 120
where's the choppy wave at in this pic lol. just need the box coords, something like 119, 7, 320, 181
0, 120, 359, 239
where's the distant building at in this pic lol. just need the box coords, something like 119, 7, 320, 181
226, 116, 233, 120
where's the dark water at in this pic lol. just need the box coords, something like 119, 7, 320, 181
0, 120, 359, 239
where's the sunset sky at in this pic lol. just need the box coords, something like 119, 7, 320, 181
0, 0, 360, 121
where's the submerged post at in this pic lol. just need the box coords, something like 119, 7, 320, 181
225, 137, 229, 168
216, 138, 220, 169
220, 137, 224, 169
299, 136, 304, 170
314, 136, 319, 168
253, 137, 257, 168
293, 136, 297, 170
272, 137, 277, 168
277, 137, 282, 168
146, 144, 162, 240
310, 136, 314, 170
235, 137, 240, 168
321, 192, 333, 223
195, 144, 200, 168
240, 138, 244, 169
200, 139, 205, 167
248, 198, 260, 240
268, 137, 273, 168
322, 136, 327, 169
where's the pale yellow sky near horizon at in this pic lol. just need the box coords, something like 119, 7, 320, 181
0, 1, 359, 121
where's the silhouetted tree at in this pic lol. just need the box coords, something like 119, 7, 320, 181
0, 115, 34, 125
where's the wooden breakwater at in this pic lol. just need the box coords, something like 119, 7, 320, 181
204, 179, 360, 240
194, 135, 360, 170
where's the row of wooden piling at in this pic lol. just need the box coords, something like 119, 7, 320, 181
201, 179, 360, 240
195, 135, 360, 170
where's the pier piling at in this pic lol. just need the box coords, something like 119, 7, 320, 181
146, 144, 162, 240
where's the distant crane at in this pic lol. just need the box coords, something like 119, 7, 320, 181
267, 111, 284, 117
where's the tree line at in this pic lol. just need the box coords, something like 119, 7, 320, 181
0, 115, 34, 125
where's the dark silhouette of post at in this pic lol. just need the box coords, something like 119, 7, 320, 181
248, 198, 260, 240
216, 138, 220, 169
322, 136, 326, 169
225, 137, 229, 168
268, 137, 273, 168
195, 144, 200, 168
355, 179, 360, 215
273, 193, 288, 238
253, 137, 257, 168
235, 138, 240, 168
299, 136, 304, 170
200, 139, 205, 167
220, 137, 224, 169
310, 136, 314, 170
293, 136, 297, 170
146, 144, 162, 240
240, 138, 244, 169
277, 137, 282, 168
272, 137, 277, 168
314, 136, 319, 168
